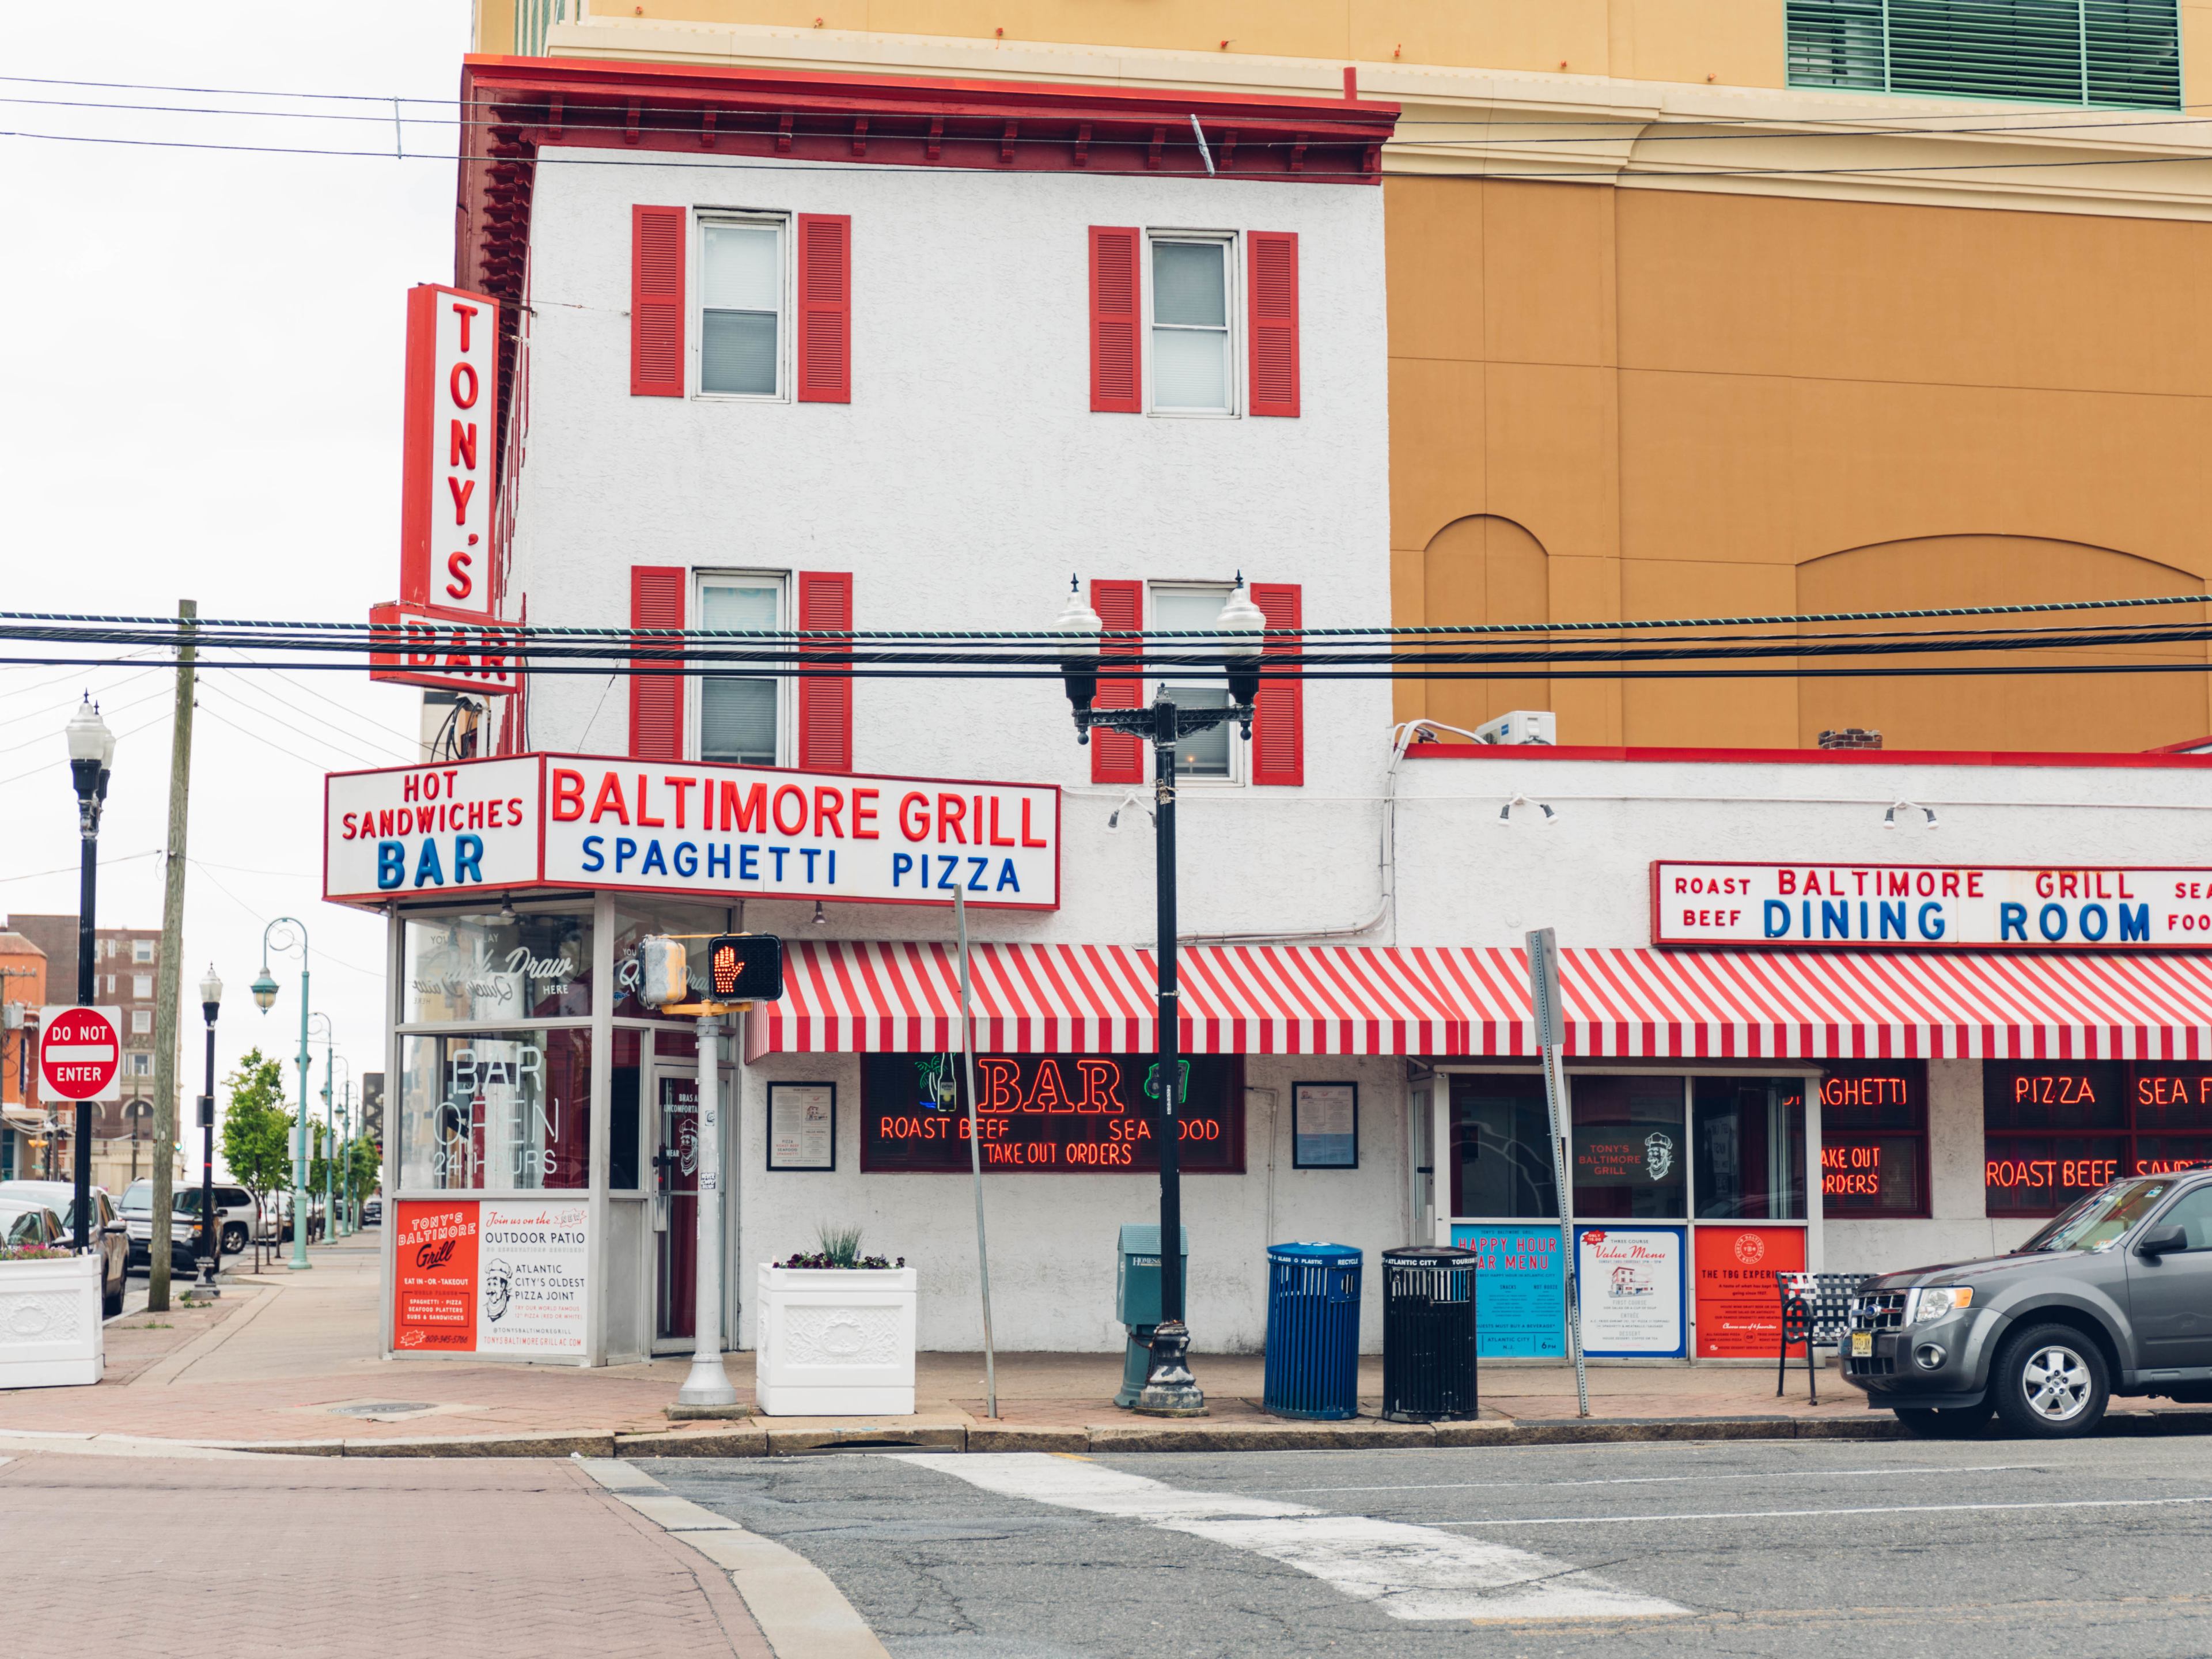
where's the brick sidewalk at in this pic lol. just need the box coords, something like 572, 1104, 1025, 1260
0, 1449, 771, 1657
6, 1230, 2199, 1453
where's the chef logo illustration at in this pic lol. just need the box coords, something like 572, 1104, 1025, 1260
484, 1258, 513, 1324
1644, 1130, 1676, 1181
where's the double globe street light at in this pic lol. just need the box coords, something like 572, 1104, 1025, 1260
1051, 576, 1267, 1416
249, 919, 315, 1271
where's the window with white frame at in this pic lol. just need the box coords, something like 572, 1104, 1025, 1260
128, 1054, 151, 1077
1150, 584, 1237, 780
132, 975, 152, 999
131, 1009, 152, 1035
1149, 235, 1235, 416
132, 939, 153, 963
696, 574, 786, 766
699, 218, 785, 398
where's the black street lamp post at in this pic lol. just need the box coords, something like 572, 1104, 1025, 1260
63, 697, 115, 1255
196, 967, 222, 1297
1055, 577, 1266, 1416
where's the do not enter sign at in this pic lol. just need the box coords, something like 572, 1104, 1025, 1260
39, 1005, 123, 1103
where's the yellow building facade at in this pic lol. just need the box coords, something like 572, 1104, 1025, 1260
476, 1, 2212, 751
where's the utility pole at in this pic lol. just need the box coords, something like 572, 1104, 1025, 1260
149, 599, 197, 1312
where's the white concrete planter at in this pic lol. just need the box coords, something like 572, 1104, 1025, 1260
0, 1254, 104, 1389
753, 1264, 916, 1416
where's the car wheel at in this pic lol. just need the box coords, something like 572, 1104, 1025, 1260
222, 1224, 247, 1257
1894, 1403, 1993, 1438
101, 1263, 123, 1318
1991, 1324, 2109, 1438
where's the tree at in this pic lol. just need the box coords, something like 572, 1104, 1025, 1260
221, 1048, 293, 1274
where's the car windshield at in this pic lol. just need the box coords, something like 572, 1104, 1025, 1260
120, 1181, 151, 1213
2020, 1178, 2174, 1253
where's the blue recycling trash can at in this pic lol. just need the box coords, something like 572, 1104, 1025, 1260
1263, 1243, 1363, 1421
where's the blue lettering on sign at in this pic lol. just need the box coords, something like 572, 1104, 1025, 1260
937, 854, 959, 891
377, 841, 406, 890
968, 855, 989, 892
1918, 902, 1945, 941
997, 859, 1020, 892
707, 842, 729, 879
2038, 903, 2067, 942
454, 834, 483, 885
1764, 900, 1790, 938
2080, 903, 2109, 942
771, 847, 788, 881
2120, 904, 2150, 942
580, 835, 604, 873
614, 836, 637, 873
739, 844, 759, 881
673, 841, 698, 878
802, 849, 820, 882
892, 852, 912, 887
640, 840, 668, 876
1999, 902, 2028, 941
1821, 899, 1848, 939
1880, 900, 1907, 940
414, 840, 445, 888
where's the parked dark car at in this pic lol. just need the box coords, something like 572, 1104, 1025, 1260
118, 1179, 200, 1277
1842, 1172, 2212, 1438
0, 1181, 127, 1316
174, 1184, 256, 1259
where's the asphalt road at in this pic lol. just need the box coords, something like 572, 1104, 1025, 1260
650, 1433, 2212, 1657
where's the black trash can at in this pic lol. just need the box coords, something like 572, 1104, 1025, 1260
1263, 1244, 1363, 1421
1381, 1246, 1479, 1422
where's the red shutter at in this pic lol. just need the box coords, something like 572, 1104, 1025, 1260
798, 570, 854, 773
796, 213, 852, 404
1249, 583, 1302, 786
1089, 226, 1142, 414
629, 566, 686, 760
1247, 232, 1300, 418
631, 205, 685, 397
1089, 579, 1144, 785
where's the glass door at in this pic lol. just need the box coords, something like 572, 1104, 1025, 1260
654, 1070, 700, 1345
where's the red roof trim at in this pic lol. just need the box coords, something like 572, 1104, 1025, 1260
1405, 742, 2212, 771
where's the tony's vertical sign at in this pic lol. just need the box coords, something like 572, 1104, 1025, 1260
400, 284, 501, 618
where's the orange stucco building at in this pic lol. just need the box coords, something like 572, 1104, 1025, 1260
474, 1, 2212, 751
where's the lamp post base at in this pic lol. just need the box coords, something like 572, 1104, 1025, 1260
195, 1260, 221, 1298
1131, 1319, 1207, 1416
677, 1353, 741, 1408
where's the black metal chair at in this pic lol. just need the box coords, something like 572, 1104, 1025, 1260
1776, 1271, 1869, 1404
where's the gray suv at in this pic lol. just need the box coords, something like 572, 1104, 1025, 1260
1842, 1172, 2212, 1438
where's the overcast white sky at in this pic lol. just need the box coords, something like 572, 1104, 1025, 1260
1, 2, 472, 1164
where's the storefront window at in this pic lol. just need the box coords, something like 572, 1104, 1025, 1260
1693, 1077, 1805, 1220
1570, 1075, 1686, 1219
1449, 1073, 1556, 1218
1986, 1062, 2212, 1216
1819, 1063, 1928, 1219
611, 901, 735, 1020
403, 910, 592, 1023
398, 1029, 591, 1191
609, 1029, 642, 1191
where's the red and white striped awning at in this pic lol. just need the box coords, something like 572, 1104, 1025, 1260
744, 941, 2212, 1062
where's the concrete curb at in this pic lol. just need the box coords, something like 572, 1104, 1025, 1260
173, 1404, 2212, 1459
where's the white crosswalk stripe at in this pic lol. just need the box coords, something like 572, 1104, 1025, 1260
894, 1453, 1685, 1624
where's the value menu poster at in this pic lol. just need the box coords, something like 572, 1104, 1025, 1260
1453, 1224, 1566, 1358
1692, 1225, 1806, 1358
392, 1200, 480, 1352
1574, 1225, 1686, 1358
475, 1200, 589, 1359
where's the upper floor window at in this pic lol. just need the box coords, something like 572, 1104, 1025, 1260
132, 938, 153, 963
1149, 235, 1235, 416
132, 975, 152, 999
695, 574, 786, 766
1150, 583, 1237, 780
1786, 0, 2180, 108
699, 219, 784, 399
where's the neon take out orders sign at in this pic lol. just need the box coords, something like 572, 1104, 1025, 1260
325, 754, 1059, 910
1653, 861, 2212, 950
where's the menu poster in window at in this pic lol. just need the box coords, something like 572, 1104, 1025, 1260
1453, 1224, 1566, 1358
1574, 1226, 1686, 1358
1693, 1225, 1806, 1358
392, 1200, 479, 1353
768, 1084, 836, 1171
474, 1200, 589, 1359
1293, 1083, 1358, 1169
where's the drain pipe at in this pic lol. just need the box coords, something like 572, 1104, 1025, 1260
1179, 720, 1494, 948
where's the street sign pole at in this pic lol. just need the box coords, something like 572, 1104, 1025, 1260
40, 1004, 124, 1253
1525, 929, 1589, 1419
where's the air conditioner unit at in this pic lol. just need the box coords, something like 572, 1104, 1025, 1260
1473, 710, 1556, 747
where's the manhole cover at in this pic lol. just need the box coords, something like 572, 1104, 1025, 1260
329, 1402, 435, 1418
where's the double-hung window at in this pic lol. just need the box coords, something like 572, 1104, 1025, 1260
1149, 235, 1235, 415
699, 218, 784, 398
1150, 583, 1237, 779
695, 574, 785, 766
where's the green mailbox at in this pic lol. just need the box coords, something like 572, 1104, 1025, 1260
1115, 1224, 1190, 1408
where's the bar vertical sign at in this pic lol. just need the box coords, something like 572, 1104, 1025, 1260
1526, 929, 1588, 1417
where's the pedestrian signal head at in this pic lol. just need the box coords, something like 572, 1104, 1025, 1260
637, 935, 690, 1010
707, 934, 783, 1003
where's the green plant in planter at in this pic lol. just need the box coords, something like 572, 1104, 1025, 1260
778, 1223, 903, 1270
